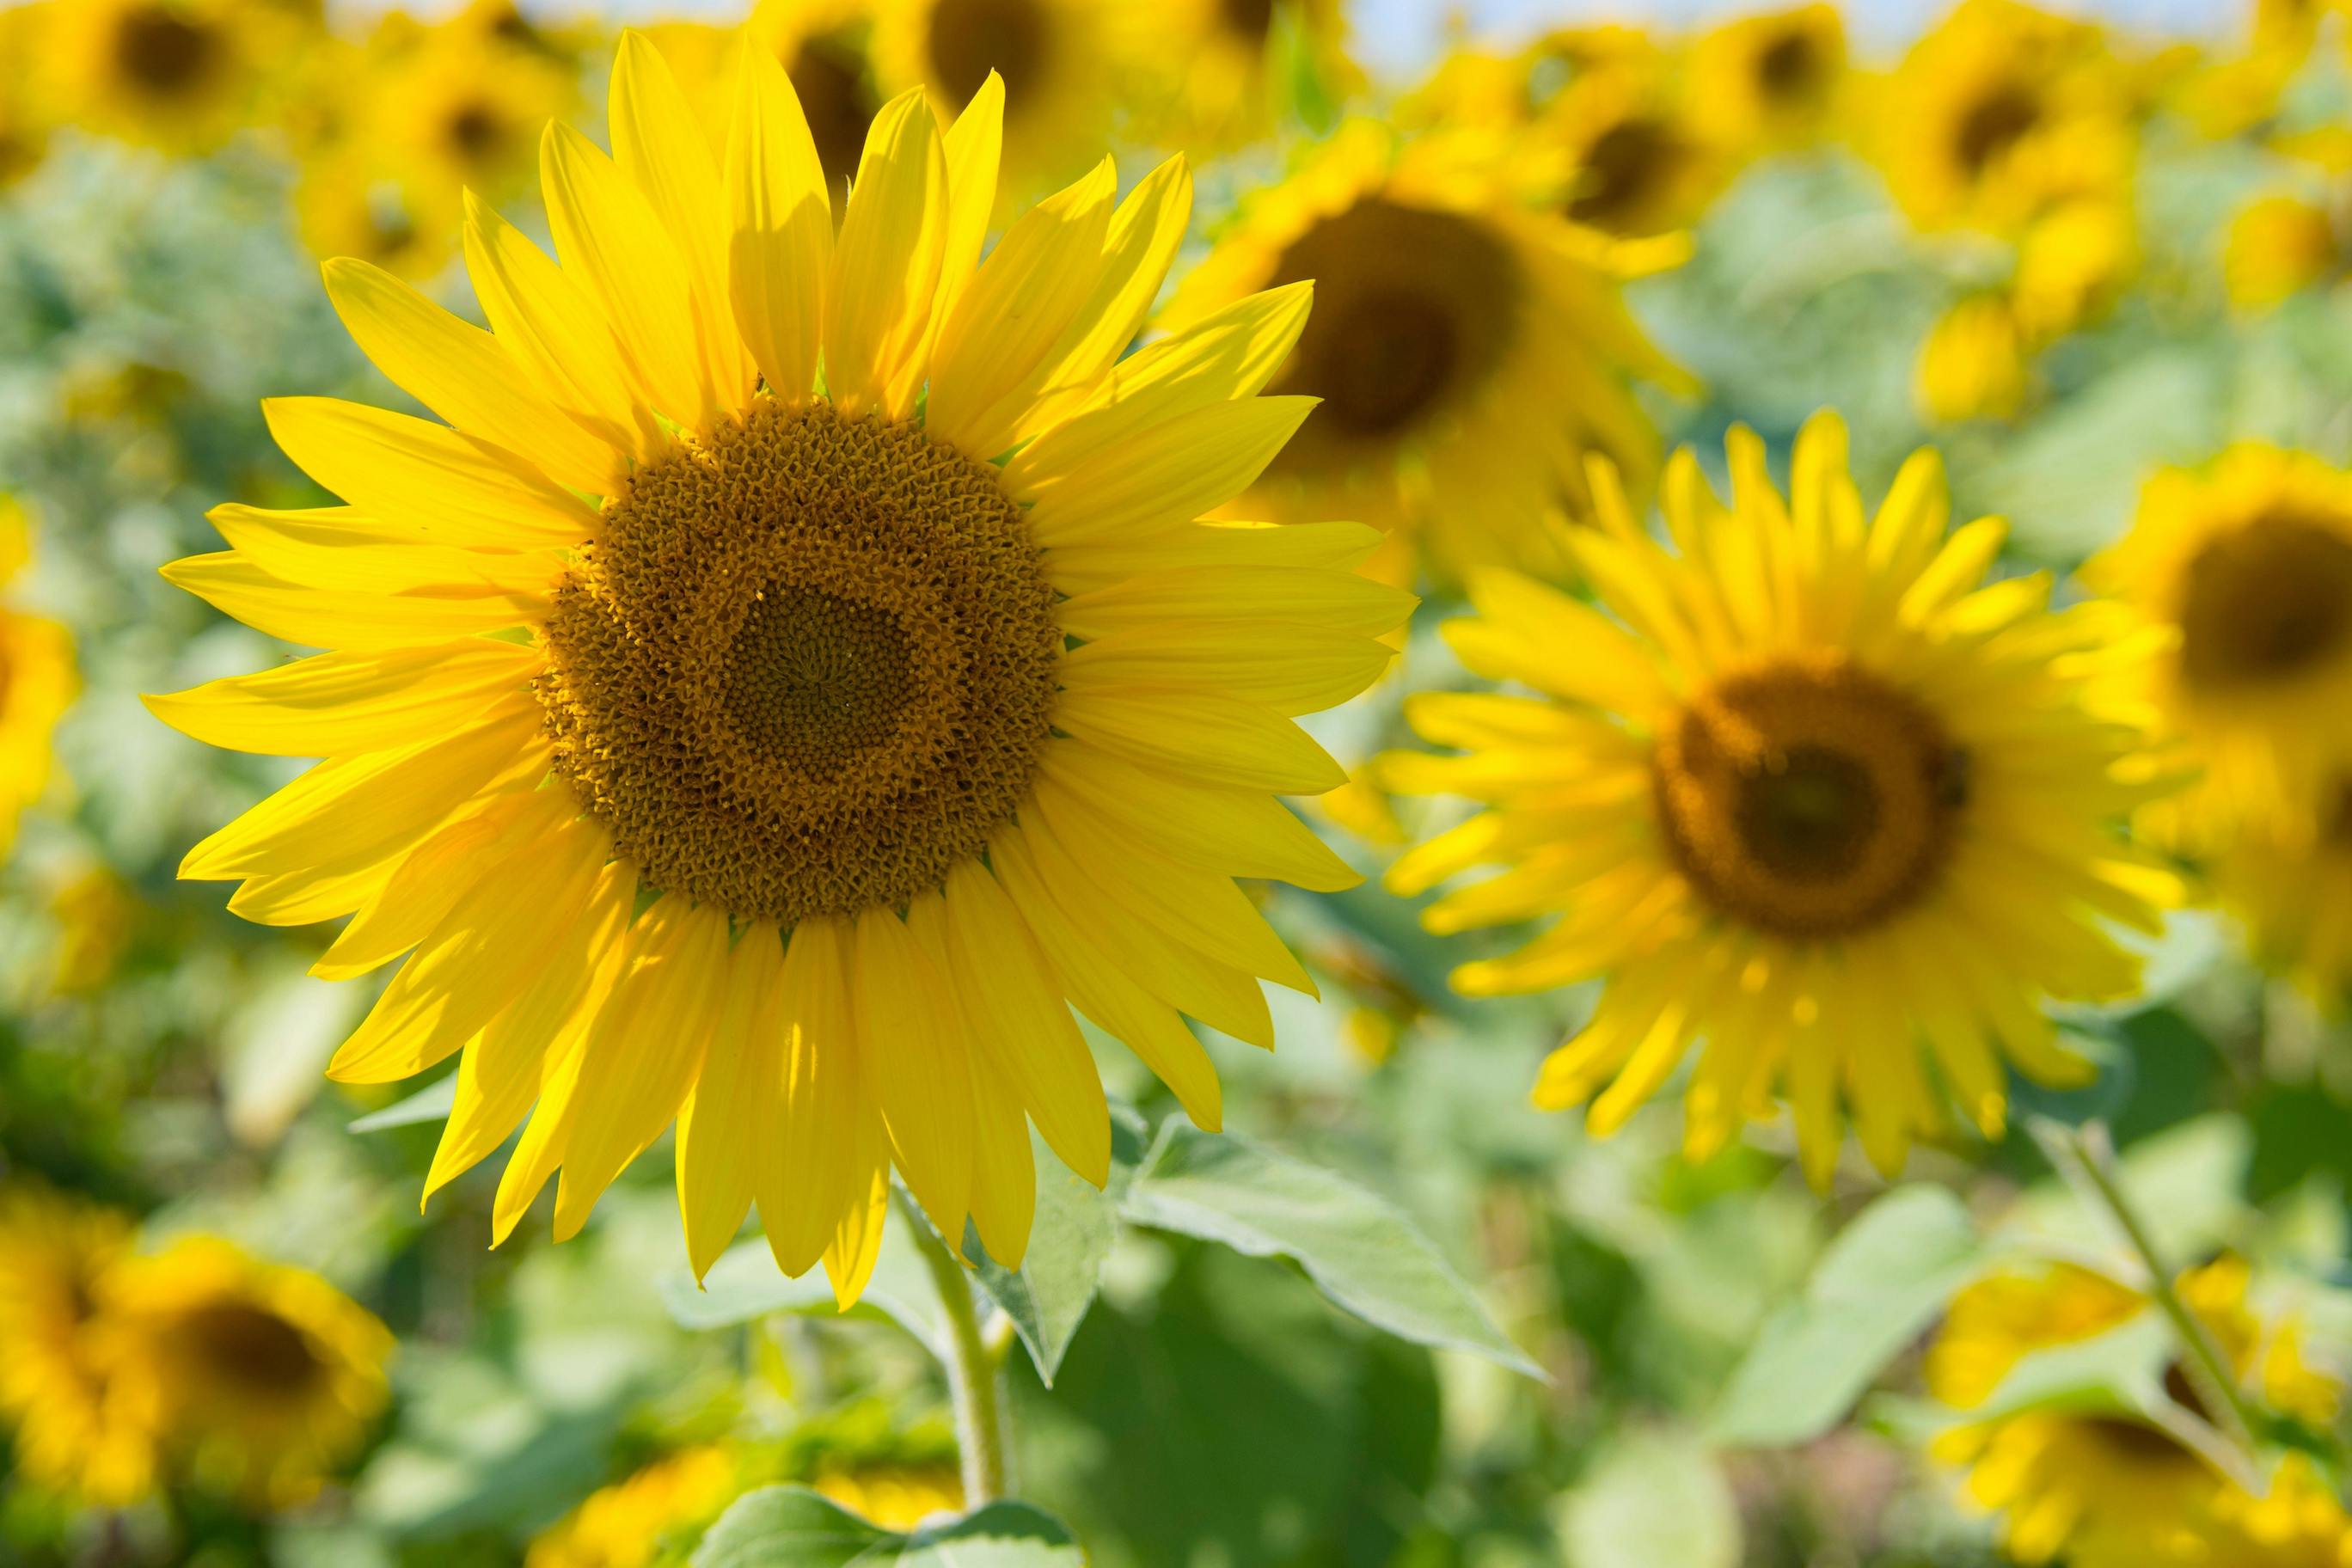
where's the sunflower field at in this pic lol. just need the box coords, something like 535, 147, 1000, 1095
11, 0, 2352, 1563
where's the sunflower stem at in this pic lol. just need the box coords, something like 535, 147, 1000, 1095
2028, 1117, 2262, 1457
903, 1192, 1012, 1506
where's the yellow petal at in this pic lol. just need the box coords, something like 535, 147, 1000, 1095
310, 791, 543, 981
1038, 743, 1358, 893
229, 861, 401, 928
542, 121, 712, 430
322, 256, 620, 497
824, 89, 948, 419
611, 30, 754, 417
144, 637, 544, 757
162, 552, 545, 650
1044, 519, 1385, 598
464, 193, 650, 458
822, 1132, 890, 1311
1018, 396, 1318, 548
677, 928, 787, 1280
758, 915, 867, 1278
1053, 684, 1348, 794
966, 1044, 1037, 1267
725, 34, 830, 407
205, 504, 559, 597
1057, 566, 1413, 643
850, 904, 973, 1243
262, 396, 598, 548
1061, 622, 1396, 716
930, 71, 1003, 328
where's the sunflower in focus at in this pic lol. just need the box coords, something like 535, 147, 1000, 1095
1381, 413, 2182, 1184
0, 497, 77, 865
1873, 0, 2133, 236
1128, 0, 1357, 154
150, 34, 1406, 1303
2087, 444, 2352, 832
1928, 1257, 2351, 1566
106, 1236, 391, 1508
1685, 5, 1848, 156
0, 1187, 157, 1505
1165, 121, 1688, 584
527, 1446, 741, 1568
873, 0, 1130, 208
53, 0, 277, 156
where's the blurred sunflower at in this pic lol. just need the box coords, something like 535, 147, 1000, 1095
2225, 193, 2342, 309
1128, 0, 1357, 154
366, 18, 578, 209
813, 1461, 964, 1528
2086, 444, 2352, 829
656, 1, 880, 196
2209, 776, 2352, 1007
1164, 121, 1688, 584
1540, 58, 1731, 241
2011, 195, 2135, 340
151, 34, 1405, 1302
0, 1187, 156, 1506
0, 497, 77, 865
527, 1446, 741, 1568
873, 0, 1128, 207
52, 0, 275, 156
1928, 1258, 2349, 1566
292, 150, 460, 282
1872, 0, 2133, 236
1915, 293, 2030, 423
1684, 4, 1848, 156
0, 3, 53, 187
107, 1236, 391, 1509
1381, 413, 2182, 1184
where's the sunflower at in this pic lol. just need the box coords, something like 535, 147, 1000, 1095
0, 1186, 157, 1505
1162, 120, 1687, 585
1927, 1258, 2350, 1567
527, 1446, 742, 1568
873, 0, 1129, 208
292, 149, 461, 281
2225, 193, 2342, 309
150, 34, 1406, 1303
0, 497, 77, 865
1915, 294, 2029, 423
105, 1235, 391, 1509
1872, 0, 2133, 236
52, 0, 273, 156
813, 1461, 964, 1528
364, 18, 579, 210
2086, 444, 2352, 833
1126, 0, 1358, 154
0, 3, 54, 187
1537, 60, 1732, 242
2207, 773, 2352, 1007
1684, 4, 1848, 156
1380, 413, 2182, 1184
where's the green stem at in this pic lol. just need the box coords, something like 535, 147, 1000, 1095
2029, 1118, 2262, 1457
902, 1191, 1011, 1506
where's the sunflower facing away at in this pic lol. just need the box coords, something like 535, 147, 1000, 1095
150, 33, 1408, 1303
1163, 120, 1688, 585
0, 1186, 157, 1506
0, 496, 77, 865
1381, 413, 2182, 1184
1926, 1258, 2351, 1566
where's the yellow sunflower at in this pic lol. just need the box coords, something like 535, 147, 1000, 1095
364, 18, 579, 211
0, 497, 77, 865
1126, 0, 1358, 154
292, 148, 462, 282
1871, 0, 2134, 236
813, 1461, 965, 1528
1928, 1258, 2350, 1567
2086, 444, 2352, 832
2207, 773, 2352, 1007
0, 1186, 157, 1505
1381, 413, 2182, 1184
652, 2, 881, 198
106, 1235, 391, 1509
150, 34, 1406, 1303
0, 3, 55, 187
52, 0, 275, 156
1684, 4, 1848, 156
872, 0, 1129, 209
1162, 120, 1688, 585
1915, 293, 2030, 423
2226, 193, 2342, 309
1538, 60, 1732, 242
527, 1446, 742, 1568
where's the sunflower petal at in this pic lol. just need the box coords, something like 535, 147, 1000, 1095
824, 89, 948, 419
726, 35, 831, 407
144, 638, 543, 758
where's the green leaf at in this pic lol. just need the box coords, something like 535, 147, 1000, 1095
659, 1224, 945, 1355
2012, 1113, 2252, 1265
1120, 1122, 1540, 1377
346, 1074, 456, 1134
1559, 1426, 1742, 1568
964, 1109, 1145, 1387
1709, 1185, 1984, 1447
692, 1487, 1081, 1568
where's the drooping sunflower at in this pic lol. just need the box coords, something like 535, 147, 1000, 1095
1927, 1258, 2350, 1567
527, 1446, 743, 1568
1126, 0, 1358, 154
52, 0, 275, 156
1162, 121, 1688, 585
2086, 443, 2352, 832
872, 0, 1129, 209
0, 497, 77, 865
1381, 413, 2182, 1184
1684, 5, 1848, 156
105, 1235, 391, 1509
0, 1186, 157, 1506
150, 34, 1406, 1302
1871, 0, 2133, 236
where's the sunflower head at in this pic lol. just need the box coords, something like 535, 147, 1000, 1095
1685, 4, 1848, 152
2225, 194, 2340, 309
150, 32, 1406, 1308
1126, 0, 1359, 154
106, 1236, 391, 1509
1541, 65, 1730, 240
526, 1446, 743, 1568
0, 1185, 157, 1505
57, 0, 270, 155
1381, 413, 2182, 1185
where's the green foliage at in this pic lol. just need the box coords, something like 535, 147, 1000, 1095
693, 1491, 1081, 1568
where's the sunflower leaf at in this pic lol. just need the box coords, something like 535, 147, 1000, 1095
658, 1225, 946, 1357
1119, 1121, 1540, 1377
691, 1486, 1082, 1568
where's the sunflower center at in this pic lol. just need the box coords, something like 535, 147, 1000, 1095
1653, 654, 1967, 938
2178, 511, 2352, 690
114, 5, 219, 97
444, 99, 505, 162
1956, 84, 2040, 175
1266, 198, 1520, 455
1569, 118, 1678, 229
182, 1303, 323, 1397
927, 0, 1048, 106
789, 34, 878, 195
537, 400, 1060, 926
1221, 0, 1278, 42
1756, 32, 1820, 98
